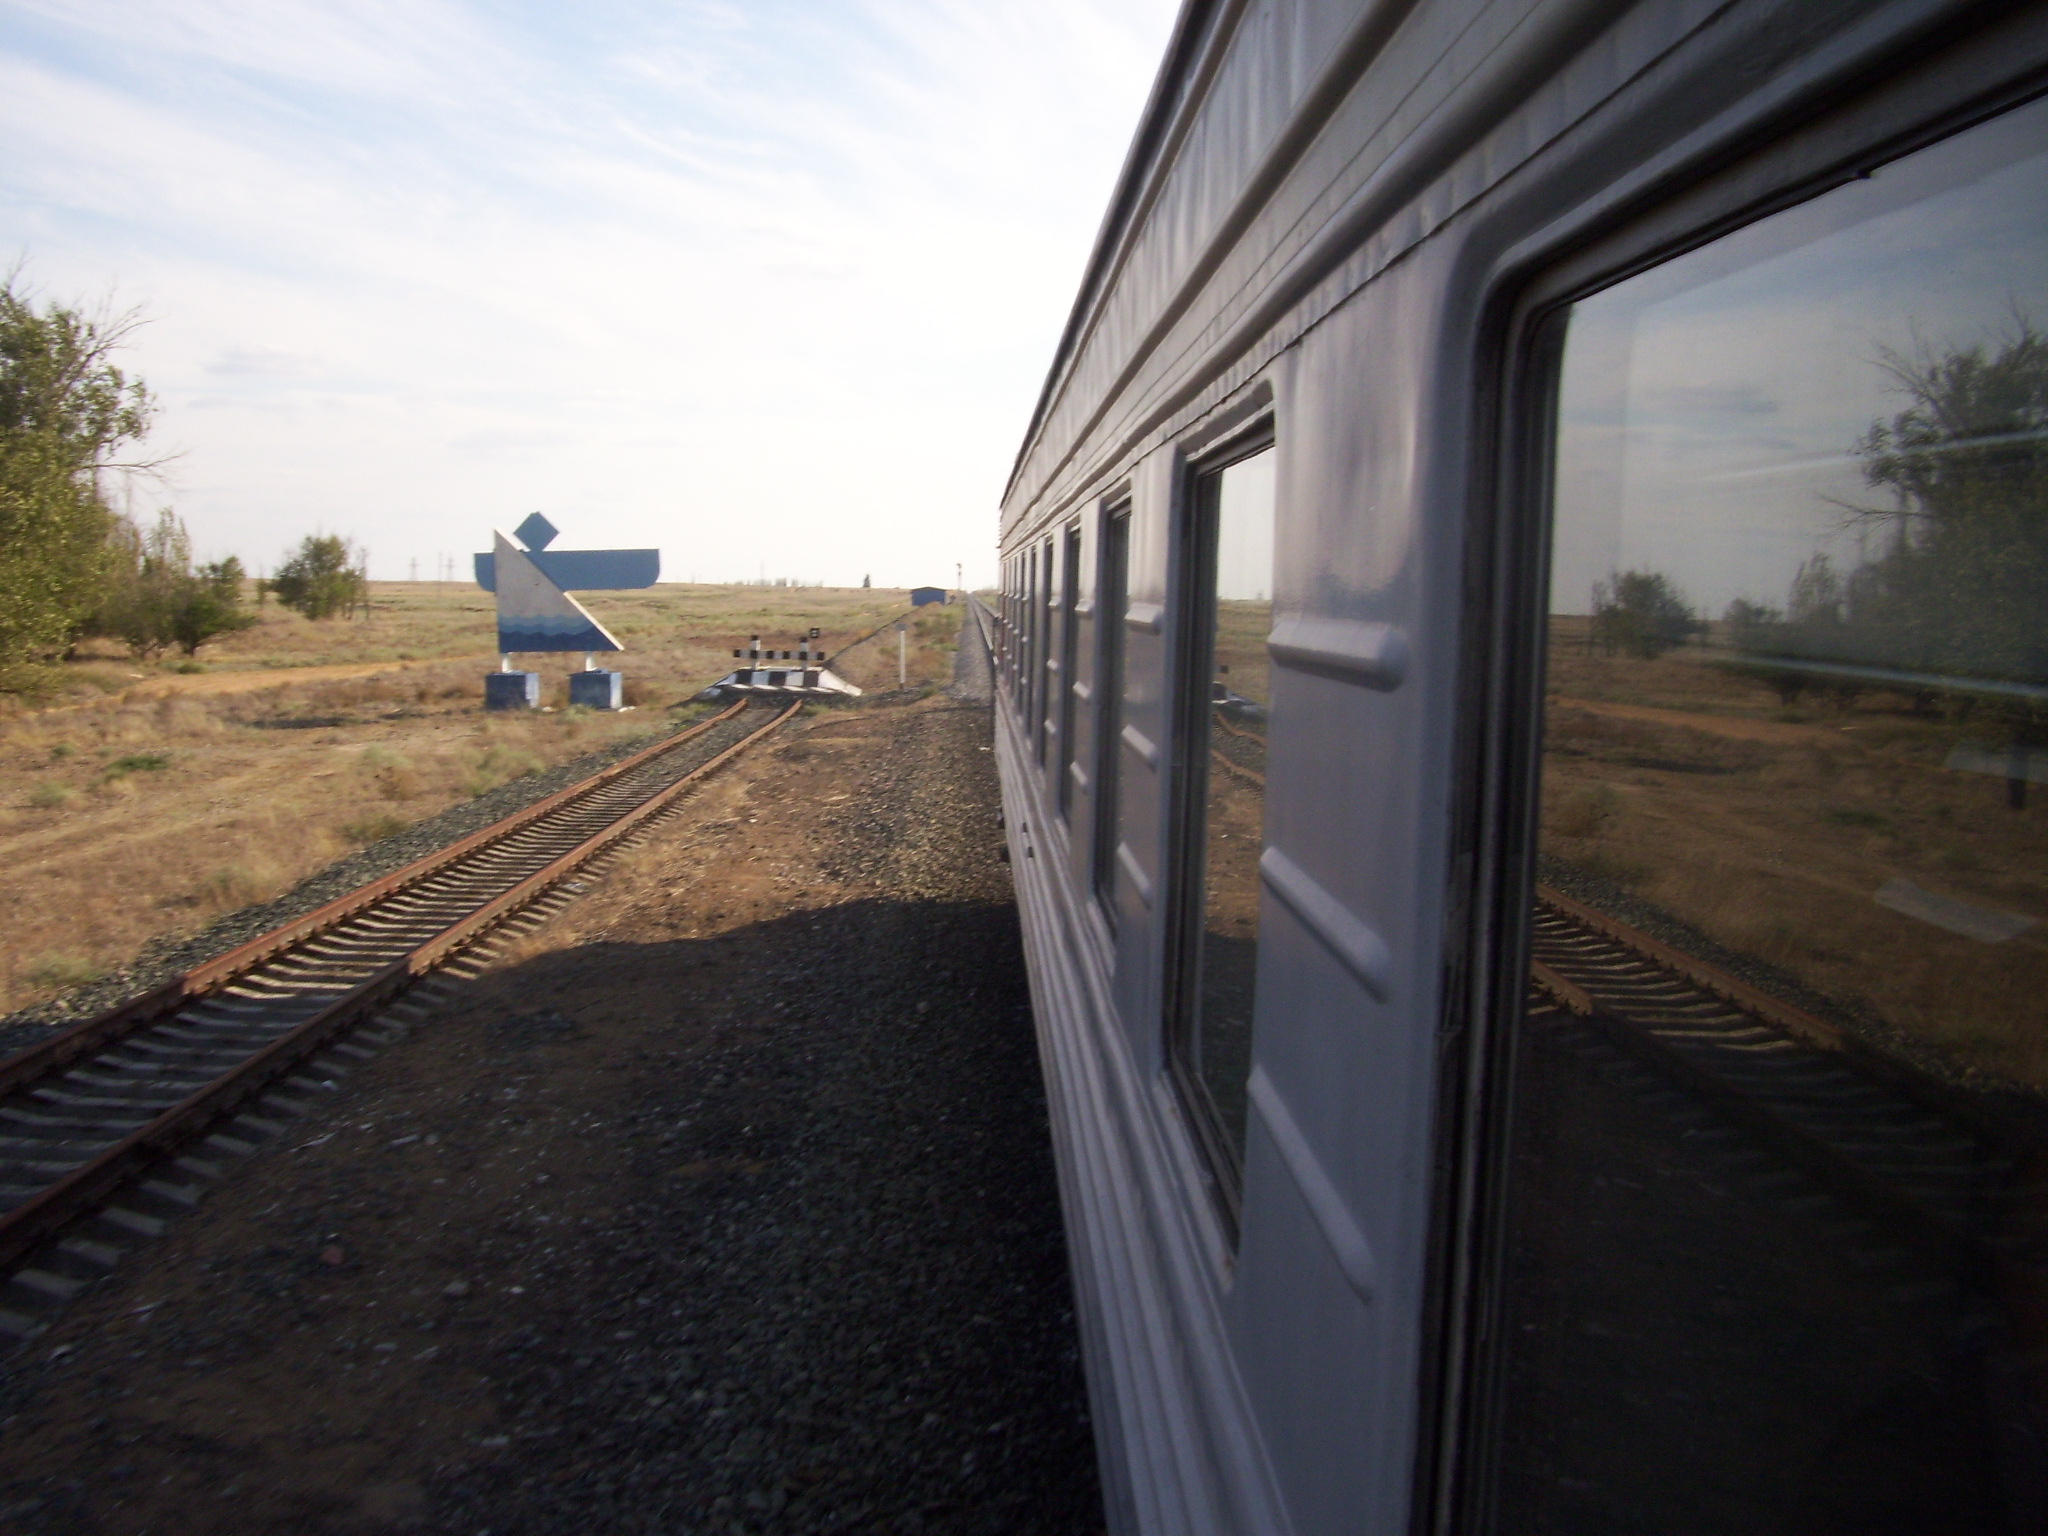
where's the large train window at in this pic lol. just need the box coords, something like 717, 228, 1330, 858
1024, 544, 1041, 740
1480, 96, 2048, 1532
1037, 537, 1055, 764
1093, 503, 1130, 916
1056, 525, 1082, 819
1169, 439, 1275, 1221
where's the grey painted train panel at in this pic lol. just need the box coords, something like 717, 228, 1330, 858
994, 632, 1297, 1536
1007, 0, 1765, 535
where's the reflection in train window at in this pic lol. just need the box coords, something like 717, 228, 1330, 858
1094, 505, 1130, 915
1023, 546, 1037, 737
1171, 444, 1274, 1217
1057, 525, 1082, 819
1491, 97, 2048, 1533
1038, 538, 1055, 764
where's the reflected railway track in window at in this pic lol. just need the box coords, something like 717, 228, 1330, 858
1529, 886, 2036, 1281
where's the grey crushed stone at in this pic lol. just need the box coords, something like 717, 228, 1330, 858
420, 700, 1101, 1534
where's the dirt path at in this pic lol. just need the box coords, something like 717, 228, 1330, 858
0, 696, 1100, 1535
38, 656, 497, 714
1555, 695, 1864, 745
1552, 695, 1857, 746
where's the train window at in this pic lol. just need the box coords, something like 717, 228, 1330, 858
1037, 538, 1056, 764
1024, 548, 1040, 741
1093, 504, 1131, 915
1482, 95, 2048, 1532
1023, 546, 1037, 723
1169, 441, 1275, 1220
1056, 524, 1082, 819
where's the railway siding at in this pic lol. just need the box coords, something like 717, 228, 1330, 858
0, 687, 1100, 1536
0, 701, 790, 1322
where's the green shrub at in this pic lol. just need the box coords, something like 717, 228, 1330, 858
195, 865, 266, 910
272, 534, 365, 620
28, 781, 73, 809
24, 954, 102, 991
460, 744, 544, 798
341, 812, 408, 844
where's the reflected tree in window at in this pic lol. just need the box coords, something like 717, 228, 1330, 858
1590, 570, 1703, 658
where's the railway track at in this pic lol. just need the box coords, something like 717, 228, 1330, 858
0, 696, 800, 1338
1529, 886, 2035, 1279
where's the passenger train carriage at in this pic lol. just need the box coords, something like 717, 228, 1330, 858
990, 1, 2048, 1531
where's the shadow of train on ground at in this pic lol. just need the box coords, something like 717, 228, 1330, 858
0, 892, 1105, 1536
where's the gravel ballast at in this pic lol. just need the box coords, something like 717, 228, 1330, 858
0, 685, 1101, 1535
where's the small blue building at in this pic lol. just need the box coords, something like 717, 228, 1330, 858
910, 587, 948, 607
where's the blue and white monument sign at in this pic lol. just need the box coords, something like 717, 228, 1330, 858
475, 513, 659, 711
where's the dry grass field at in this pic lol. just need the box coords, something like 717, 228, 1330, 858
0, 583, 962, 1016
1540, 624, 2048, 1091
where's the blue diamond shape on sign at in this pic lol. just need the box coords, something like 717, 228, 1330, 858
514, 511, 559, 552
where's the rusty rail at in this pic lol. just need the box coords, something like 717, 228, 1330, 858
0, 698, 795, 1272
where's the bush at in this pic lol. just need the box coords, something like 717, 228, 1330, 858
27, 781, 73, 809
460, 744, 544, 798
86, 512, 256, 658
273, 534, 366, 620
1551, 783, 1621, 840
341, 812, 408, 844
360, 746, 421, 801
195, 865, 268, 911
1590, 571, 1701, 658
23, 953, 102, 991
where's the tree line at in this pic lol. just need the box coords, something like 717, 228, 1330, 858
1585, 317, 2046, 734
0, 276, 367, 683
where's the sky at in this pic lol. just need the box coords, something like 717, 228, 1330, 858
0, 0, 1182, 588
1552, 92, 2048, 622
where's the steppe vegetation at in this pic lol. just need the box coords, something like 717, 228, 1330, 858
1540, 633, 2048, 1089
1547, 317, 2047, 1089
0, 583, 962, 1014
0, 272, 969, 1015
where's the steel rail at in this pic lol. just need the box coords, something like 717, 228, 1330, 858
0, 698, 798, 1275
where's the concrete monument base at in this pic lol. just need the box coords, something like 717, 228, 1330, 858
484, 671, 541, 711
568, 669, 624, 710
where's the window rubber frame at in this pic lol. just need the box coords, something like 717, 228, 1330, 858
1162, 417, 1277, 1248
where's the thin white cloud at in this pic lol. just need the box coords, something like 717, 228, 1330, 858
0, 0, 1180, 585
